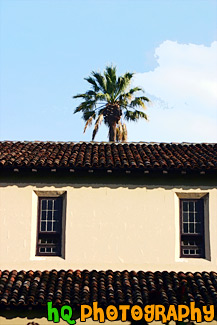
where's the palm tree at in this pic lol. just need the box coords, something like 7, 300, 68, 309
73, 65, 150, 142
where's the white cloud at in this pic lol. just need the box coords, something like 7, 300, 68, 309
132, 41, 217, 142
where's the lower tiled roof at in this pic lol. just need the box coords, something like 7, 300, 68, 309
0, 270, 217, 309
0, 141, 216, 173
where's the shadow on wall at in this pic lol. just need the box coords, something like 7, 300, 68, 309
1, 171, 216, 190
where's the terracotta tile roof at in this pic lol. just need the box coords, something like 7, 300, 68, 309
0, 270, 217, 309
0, 141, 216, 173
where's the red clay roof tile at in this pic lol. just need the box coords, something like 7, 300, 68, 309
0, 270, 217, 309
0, 141, 216, 172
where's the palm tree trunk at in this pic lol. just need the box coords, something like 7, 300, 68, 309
109, 121, 116, 142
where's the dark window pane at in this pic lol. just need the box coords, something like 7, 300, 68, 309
40, 247, 45, 253
53, 221, 57, 231
195, 223, 201, 234
183, 249, 189, 255
41, 222, 46, 231
42, 200, 47, 210
46, 247, 51, 253
54, 198, 61, 210
189, 223, 194, 233
196, 212, 202, 222
196, 200, 203, 212
183, 201, 188, 211
189, 212, 194, 222
189, 201, 194, 211
183, 223, 188, 233
48, 200, 53, 210
196, 249, 201, 255
41, 211, 46, 220
47, 211, 52, 220
190, 249, 195, 255
53, 221, 60, 232
47, 222, 52, 231
52, 247, 56, 253
53, 210, 59, 221
183, 213, 188, 222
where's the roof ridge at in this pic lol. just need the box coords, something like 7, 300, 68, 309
0, 140, 216, 145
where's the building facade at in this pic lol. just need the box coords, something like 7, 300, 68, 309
0, 141, 217, 324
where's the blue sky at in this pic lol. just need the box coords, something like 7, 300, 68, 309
0, 0, 217, 142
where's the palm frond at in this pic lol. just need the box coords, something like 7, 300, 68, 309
105, 66, 117, 99
98, 107, 106, 115
91, 71, 107, 93
73, 93, 91, 99
139, 95, 150, 102
83, 110, 96, 121
95, 92, 111, 102
85, 90, 97, 97
123, 72, 134, 81
124, 110, 148, 121
92, 114, 104, 140
115, 72, 134, 98
105, 73, 113, 97
105, 65, 117, 84
83, 114, 95, 133
117, 95, 128, 110
118, 87, 144, 105
119, 92, 133, 102
128, 87, 144, 94
84, 77, 100, 92
128, 96, 150, 109
74, 100, 97, 113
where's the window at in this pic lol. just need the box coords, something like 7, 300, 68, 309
180, 199, 205, 258
36, 197, 63, 256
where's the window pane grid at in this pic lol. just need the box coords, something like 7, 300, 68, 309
39, 247, 57, 253
180, 199, 204, 258
182, 248, 201, 256
182, 201, 202, 234
40, 199, 60, 232
37, 196, 62, 256
181, 239, 203, 257
39, 239, 54, 244
38, 234, 60, 254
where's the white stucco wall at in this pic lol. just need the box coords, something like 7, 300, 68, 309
0, 174, 216, 271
